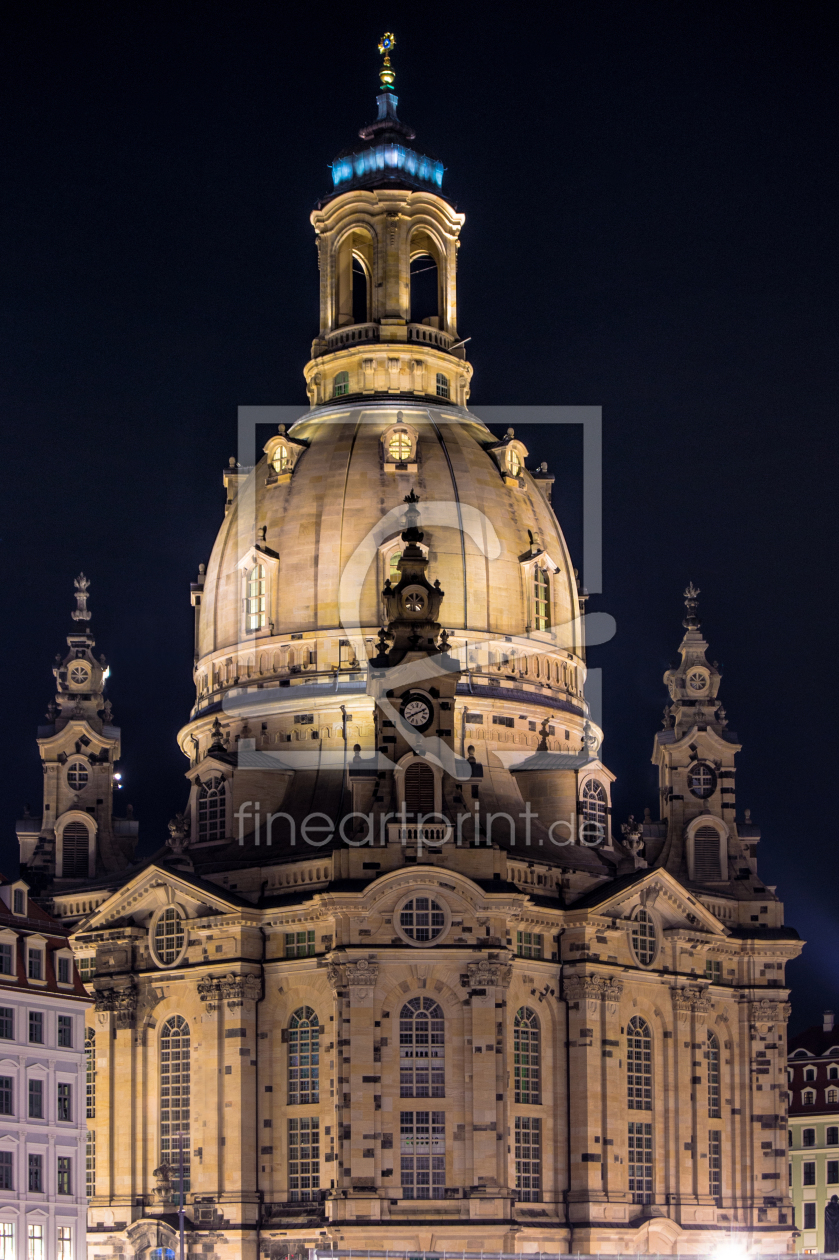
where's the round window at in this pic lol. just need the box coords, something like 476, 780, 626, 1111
394, 892, 449, 948
151, 906, 187, 967
67, 762, 89, 791
687, 763, 717, 799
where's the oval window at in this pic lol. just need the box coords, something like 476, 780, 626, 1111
687, 763, 717, 799
151, 906, 187, 967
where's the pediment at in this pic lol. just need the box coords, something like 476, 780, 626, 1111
580, 869, 729, 936
74, 864, 248, 933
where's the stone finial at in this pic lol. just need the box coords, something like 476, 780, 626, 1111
682, 581, 701, 630
166, 813, 190, 855
71, 573, 92, 623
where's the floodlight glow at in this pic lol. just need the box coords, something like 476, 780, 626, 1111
332, 143, 444, 191
713, 1241, 751, 1260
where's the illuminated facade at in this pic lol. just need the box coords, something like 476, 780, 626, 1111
24, 37, 803, 1258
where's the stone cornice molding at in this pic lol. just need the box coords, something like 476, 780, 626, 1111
196, 971, 262, 1012
670, 986, 713, 1023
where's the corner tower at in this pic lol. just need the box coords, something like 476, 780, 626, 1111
304, 35, 473, 409
17, 575, 137, 887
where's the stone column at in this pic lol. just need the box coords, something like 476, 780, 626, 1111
466, 959, 512, 1221
94, 982, 138, 1214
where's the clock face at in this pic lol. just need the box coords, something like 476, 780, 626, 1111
402, 696, 432, 729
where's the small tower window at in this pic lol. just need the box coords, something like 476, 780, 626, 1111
435, 373, 449, 399
580, 780, 607, 838
692, 825, 723, 880
534, 568, 551, 631
688, 763, 717, 798
404, 761, 435, 816
198, 777, 227, 841
246, 563, 266, 631
388, 430, 412, 462
333, 371, 349, 398
272, 444, 291, 474
507, 447, 521, 477
61, 821, 90, 879
67, 762, 89, 791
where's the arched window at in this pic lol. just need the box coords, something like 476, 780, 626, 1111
246, 563, 266, 631
388, 430, 412, 462
534, 568, 550, 631
153, 907, 186, 967
333, 370, 349, 398
410, 252, 439, 325
708, 1031, 721, 1117
513, 1008, 540, 1104
580, 780, 607, 838
85, 1028, 95, 1119
404, 761, 435, 816
160, 1016, 190, 1194
198, 777, 227, 841
388, 551, 402, 584
288, 1007, 319, 1105
630, 909, 657, 967
627, 1016, 652, 1110
692, 825, 723, 880
435, 373, 449, 399
272, 444, 291, 474
399, 998, 445, 1097
61, 821, 90, 878
67, 762, 88, 791
507, 447, 521, 477
351, 256, 369, 324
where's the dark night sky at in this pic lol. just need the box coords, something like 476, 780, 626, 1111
2, 2, 837, 1032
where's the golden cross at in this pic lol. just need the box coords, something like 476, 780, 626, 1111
378, 32, 396, 89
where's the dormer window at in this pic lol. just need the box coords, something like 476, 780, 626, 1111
67, 762, 89, 791
246, 563, 267, 631
507, 447, 521, 477
12, 888, 26, 916
534, 568, 551, 631
435, 373, 449, 399
272, 444, 292, 474
198, 777, 227, 841
28, 947, 44, 981
389, 430, 412, 461
333, 370, 350, 398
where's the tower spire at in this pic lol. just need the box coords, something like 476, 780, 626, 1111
377, 31, 396, 90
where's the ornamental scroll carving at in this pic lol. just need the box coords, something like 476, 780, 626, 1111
94, 982, 139, 1029
671, 987, 713, 1024
467, 960, 512, 990
326, 959, 380, 1001
197, 972, 262, 1012
563, 974, 623, 1012
750, 999, 791, 1031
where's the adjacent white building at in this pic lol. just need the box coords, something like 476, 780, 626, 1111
0, 876, 90, 1260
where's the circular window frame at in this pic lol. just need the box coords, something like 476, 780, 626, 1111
149, 905, 189, 969
66, 759, 90, 792
68, 662, 91, 688
393, 889, 451, 949
687, 762, 718, 799
628, 907, 659, 969
685, 667, 709, 694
